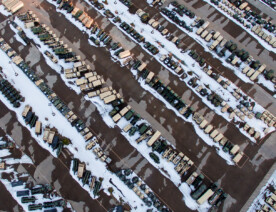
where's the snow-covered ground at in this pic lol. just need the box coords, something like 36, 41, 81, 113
160, 4, 275, 93
199, 0, 276, 51
0, 4, 12, 17
0, 40, 160, 211
9, 23, 27, 46
247, 170, 276, 212
12, 13, 217, 211
0, 137, 73, 212
64, 0, 274, 141
44, 1, 244, 151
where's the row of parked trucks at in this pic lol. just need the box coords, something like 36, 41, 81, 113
116, 169, 169, 211
55, 0, 112, 46
14, 183, 66, 211
219, 0, 276, 48
0, 74, 24, 108
193, 112, 244, 164
193, 9, 274, 85
18, 11, 81, 63
186, 172, 227, 207
17, 11, 115, 164
0, 34, 112, 165
72, 158, 102, 197
186, 43, 272, 140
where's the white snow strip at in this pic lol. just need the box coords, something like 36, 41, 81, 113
0, 46, 155, 211
247, 170, 276, 212
9, 23, 27, 46
0, 5, 11, 17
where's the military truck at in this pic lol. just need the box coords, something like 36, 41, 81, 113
191, 183, 207, 200
77, 163, 85, 178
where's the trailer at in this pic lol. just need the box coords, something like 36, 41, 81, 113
147, 131, 161, 146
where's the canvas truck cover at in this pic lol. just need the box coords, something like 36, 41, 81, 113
147, 131, 161, 146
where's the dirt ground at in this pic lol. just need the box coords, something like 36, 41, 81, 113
0, 0, 275, 211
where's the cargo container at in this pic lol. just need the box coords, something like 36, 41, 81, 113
201, 30, 209, 38
76, 78, 87, 86
43, 128, 50, 141
147, 131, 161, 146
250, 70, 261, 81
22, 105, 31, 117
209, 40, 219, 50
205, 33, 213, 42
204, 125, 213, 134
257, 64, 266, 73
233, 152, 243, 164
246, 68, 255, 77
231, 56, 239, 65
119, 105, 131, 116
152, 21, 159, 29
242, 66, 250, 74
137, 63, 147, 71
119, 50, 131, 59
47, 131, 55, 144
239, 2, 248, 9
197, 189, 215, 204
35, 121, 41, 135
103, 94, 117, 104
199, 120, 208, 129
213, 31, 220, 40
214, 133, 223, 142
112, 113, 122, 123
84, 132, 93, 141
196, 27, 204, 35
230, 145, 240, 155
202, 21, 209, 29
186, 172, 198, 185
123, 123, 132, 132
146, 72, 154, 83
